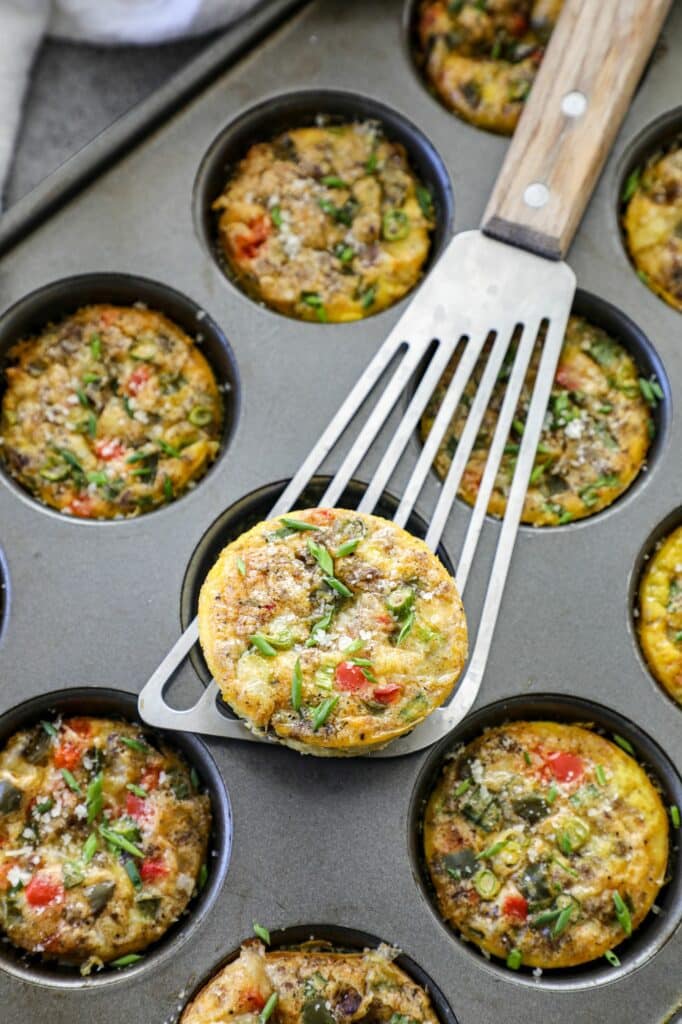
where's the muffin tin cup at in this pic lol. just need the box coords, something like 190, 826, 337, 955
408, 693, 682, 991
0, 273, 241, 524
192, 88, 455, 320
0, 687, 232, 990
180, 924, 460, 1024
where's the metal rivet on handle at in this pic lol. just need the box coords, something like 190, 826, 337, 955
561, 90, 587, 117
523, 182, 549, 208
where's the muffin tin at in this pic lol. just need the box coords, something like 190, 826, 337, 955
0, 0, 680, 1021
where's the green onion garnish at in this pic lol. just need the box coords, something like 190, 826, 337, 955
251, 633, 278, 657
670, 804, 680, 828
604, 950, 620, 967
595, 764, 607, 786
270, 205, 283, 228
506, 948, 522, 970
126, 783, 147, 799
110, 954, 143, 968
253, 921, 271, 944
83, 832, 98, 863
305, 610, 334, 647
279, 516, 318, 532
291, 658, 303, 712
61, 768, 82, 794
158, 439, 181, 458
532, 908, 562, 929
621, 167, 641, 203
90, 334, 102, 360
323, 576, 353, 598
479, 838, 508, 860
125, 859, 142, 889
86, 772, 104, 823
99, 824, 144, 858
120, 736, 149, 754
547, 783, 558, 804
522, 751, 531, 765
396, 608, 415, 645
41, 720, 58, 738
613, 891, 632, 935
198, 863, 208, 891
236, 556, 246, 576
612, 733, 634, 756
454, 779, 471, 797
307, 539, 334, 577
335, 538, 360, 558
311, 695, 339, 731
321, 175, 348, 188
163, 475, 174, 501
259, 992, 278, 1024
552, 904, 575, 938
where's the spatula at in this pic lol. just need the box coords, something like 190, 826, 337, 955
139, 0, 671, 754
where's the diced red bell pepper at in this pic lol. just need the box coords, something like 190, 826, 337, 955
54, 741, 82, 770
335, 662, 368, 693
95, 438, 126, 461
66, 717, 91, 737
307, 509, 334, 525
503, 893, 528, 921
125, 793, 149, 820
555, 364, 583, 391
100, 308, 119, 327
546, 751, 584, 783
25, 875, 63, 906
140, 857, 169, 883
68, 495, 97, 519
126, 365, 151, 396
240, 990, 267, 1013
508, 12, 528, 36
233, 215, 271, 261
141, 765, 161, 791
373, 684, 402, 704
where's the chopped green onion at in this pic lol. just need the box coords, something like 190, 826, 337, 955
359, 285, 376, 310
76, 388, 90, 408
306, 610, 334, 647
279, 516, 318, 532
342, 638, 365, 655
365, 150, 378, 173
35, 798, 54, 813
251, 633, 278, 657
396, 608, 415, 645
237, 556, 246, 576
110, 954, 143, 968
99, 824, 144, 858
532, 907, 562, 928
270, 205, 283, 228
416, 185, 434, 220
198, 863, 208, 890
523, 750, 532, 766
83, 832, 98, 863
291, 658, 303, 712
604, 950, 620, 967
41, 720, 58, 738
454, 778, 472, 797
506, 948, 523, 970
311, 695, 339, 731
158, 439, 181, 458
382, 209, 409, 242
595, 764, 607, 786
163, 475, 174, 501
323, 576, 353, 598
334, 243, 355, 264
612, 733, 634, 756
125, 859, 142, 889
120, 736, 149, 754
82, 372, 101, 384
126, 783, 147, 799
670, 804, 680, 828
307, 539, 334, 576
321, 175, 348, 188
253, 921, 271, 944
473, 868, 500, 899
61, 768, 82, 794
621, 167, 641, 203
259, 992, 278, 1024
300, 291, 327, 322
86, 772, 104, 823
613, 891, 632, 936
547, 783, 558, 804
479, 838, 508, 860
335, 538, 361, 558
552, 904, 575, 938
189, 405, 213, 427
89, 334, 102, 359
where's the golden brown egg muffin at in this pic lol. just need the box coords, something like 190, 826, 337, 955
638, 524, 682, 707
212, 122, 435, 322
0, 304, 222, 519
622, 138, 682, 313
423, 721, 669, 970
415, 0, 563, 135
198, 508, 467, 755
0, 716, 211, 972
181, 941, 441, 1024
420, 315, 656, 527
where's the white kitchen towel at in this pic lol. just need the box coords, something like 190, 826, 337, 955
0, 0, 264, 208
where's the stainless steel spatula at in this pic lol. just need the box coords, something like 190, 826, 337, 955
139, 0, 671, 754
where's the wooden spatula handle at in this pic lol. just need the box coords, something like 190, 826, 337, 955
482, 0, 671, 260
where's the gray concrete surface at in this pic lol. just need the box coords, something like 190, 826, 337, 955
5, 36, 212, 207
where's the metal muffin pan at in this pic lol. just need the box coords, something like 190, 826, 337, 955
0, 687, 232, 989
0, 1, 680, 1021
